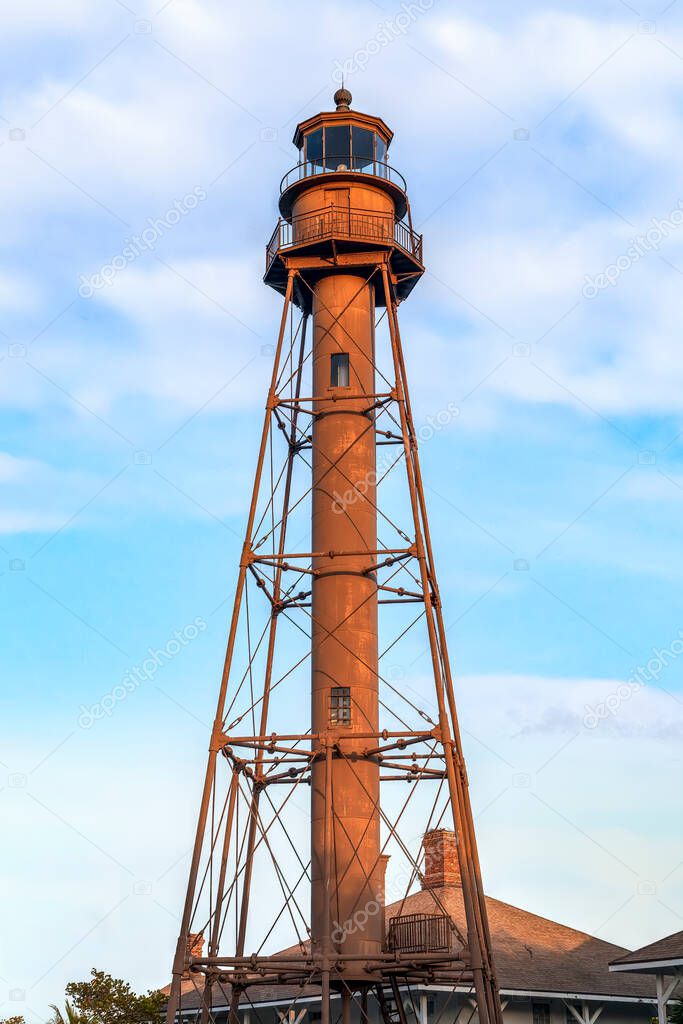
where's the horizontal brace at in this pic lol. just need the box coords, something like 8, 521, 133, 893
362, 732, 440, 757
251, 547, 412, 561
191, 951, 466, 968
255, 562, 317, 577
222, 739, 316, 758
380, 774, 447, 781
274, 590, 311, 612
226, 752, 445, 774
364, 958, 470, 971
379, 752, 445, 761
203, 968, 474, 986
276, 392, 394, 405
255, 767, 310, 786
363, 549, 416, 575
376, 584, 423, 601
239, 757, 311, 765
379, 763, 447, 776
259, 776, 313, 786
223, 729, 434, 743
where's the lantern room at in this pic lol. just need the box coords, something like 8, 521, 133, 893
297, 119, 388, 173
278, 88, 408, 220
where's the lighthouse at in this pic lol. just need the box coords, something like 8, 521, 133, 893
165, 90, 502, 1024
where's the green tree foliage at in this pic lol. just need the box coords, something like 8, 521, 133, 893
48, 1002, 86, 1024
669, 1002, 683, 1024
61, 970, 165, 1024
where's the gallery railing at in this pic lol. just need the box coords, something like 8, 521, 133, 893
266, 206, 423, 270
280, 158, 408, 195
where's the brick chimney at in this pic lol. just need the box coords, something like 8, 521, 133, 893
376, 852, 390, 939
182, 933, 204, 977
421, 829, 461, 890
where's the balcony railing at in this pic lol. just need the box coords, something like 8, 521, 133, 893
266, 206, 423, 271
280, 158, 408, 195
386, 913, 452, 955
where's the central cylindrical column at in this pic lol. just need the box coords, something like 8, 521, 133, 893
310, 273, 383, 974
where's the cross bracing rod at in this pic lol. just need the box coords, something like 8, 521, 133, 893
255, 388, 413, 543
326, 741, 467, 946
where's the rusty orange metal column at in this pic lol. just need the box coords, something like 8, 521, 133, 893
310, 270, 382, 973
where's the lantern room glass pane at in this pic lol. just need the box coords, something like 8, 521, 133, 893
325, 125, 351, 170
376, 135, 387, 179
352, 126, 374, 170
305, 128, 323, 168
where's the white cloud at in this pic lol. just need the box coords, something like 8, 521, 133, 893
431, 12, 683, 159
56, 256, 271, 415
0, 270, 40, 311
0, 452, 42, 482
460, 671, 683, 738
0, 0, 95, 33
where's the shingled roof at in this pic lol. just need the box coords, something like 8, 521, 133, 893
396, 884, 655, 1000
609, 930, 683, 972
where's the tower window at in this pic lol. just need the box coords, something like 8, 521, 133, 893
330, 687, 351, 725
325, 125, 351, 170
352, 126, 374, 170
331, 352, 350, 387
305, 127, 323, 168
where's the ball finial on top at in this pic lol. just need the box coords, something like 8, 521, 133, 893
334, 87, 352, 111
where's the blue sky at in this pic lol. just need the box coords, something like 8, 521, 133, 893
2, 0, 683, 1019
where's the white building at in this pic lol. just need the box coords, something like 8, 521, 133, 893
609, 929, 682, 1024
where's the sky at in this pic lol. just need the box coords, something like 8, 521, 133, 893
1, 0, 683, 1019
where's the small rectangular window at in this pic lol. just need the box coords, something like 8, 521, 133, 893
533, 1005, 550, 1024
330, 687, 351, 725
331, 352, 349, 387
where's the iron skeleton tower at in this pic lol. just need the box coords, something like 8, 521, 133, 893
166, 90, 503, 1024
